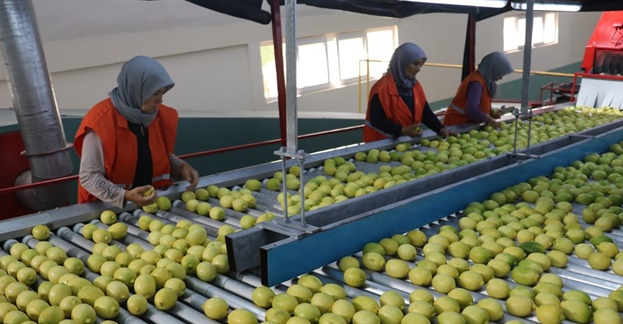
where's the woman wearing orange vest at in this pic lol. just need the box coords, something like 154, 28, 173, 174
443, 51, 514, 127
363, 43, 452, 143
74, 56, 199, 208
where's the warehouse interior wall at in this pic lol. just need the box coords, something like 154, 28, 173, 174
0, 1, 601, 115
0, 2, 605, 206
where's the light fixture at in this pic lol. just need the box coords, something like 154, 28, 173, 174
400, 0, 508, 9
510, 1, 581, 12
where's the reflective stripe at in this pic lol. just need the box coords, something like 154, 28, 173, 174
153, 174, 171, 182
449, 104, 466, 115
364, 120, 395, 138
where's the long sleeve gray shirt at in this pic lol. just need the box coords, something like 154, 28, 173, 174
79, 129, 185, 208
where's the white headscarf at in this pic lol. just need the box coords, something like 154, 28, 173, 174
109, 56, 175, 126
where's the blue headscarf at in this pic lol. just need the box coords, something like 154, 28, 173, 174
388, 42, 427, 95
478, 51, 513, 98
110, 55, 175, 126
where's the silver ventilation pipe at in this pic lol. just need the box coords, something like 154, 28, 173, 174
0, 0, 73, 211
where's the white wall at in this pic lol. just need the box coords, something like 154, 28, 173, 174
0, 1, 601, 117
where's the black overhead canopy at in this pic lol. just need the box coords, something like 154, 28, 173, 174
184, 0, 623, 25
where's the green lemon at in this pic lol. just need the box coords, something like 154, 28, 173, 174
126, 294, 148, 316
38, 305, 65, 324
202, 297, 229, 320
71, 303, 97, 324
94, 295, 120, 319
228, 308, 258, 324
506, 295, 534, 317
343, 268, 366, 288
476, 298, 504, 322
319, 284, 346, 301
32, 225, 51, 240
59, 295, 82, 318
458, 270, 484, 291
461, 305, 489, 324
560, 299, 592, 323
535, 304, 564, 324
432, 273, 456, 294
407, 300, 435, 320
252, 286, 275, 308
447, 288, 473, 311
485, 278, 510, 299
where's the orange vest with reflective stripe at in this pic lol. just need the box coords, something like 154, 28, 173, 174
443, 71, 492, 126
363, 73, 425, 143
74, 98, 178, 203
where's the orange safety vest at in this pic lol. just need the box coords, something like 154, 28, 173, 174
74, 98, 178, 203
443, 71, 492, 126
363, 73, 426, 143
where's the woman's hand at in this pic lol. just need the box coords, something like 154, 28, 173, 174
179, 162, 199, 190
485, 115, 500, 128
438, 128, 458, 139
124, 185, 157, 207
490, 109, 502, 119
401, 123, 423, 138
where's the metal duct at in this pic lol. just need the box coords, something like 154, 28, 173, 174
0, 0, 73, 211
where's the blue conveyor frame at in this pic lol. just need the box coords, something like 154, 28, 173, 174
258, 126, 623, 285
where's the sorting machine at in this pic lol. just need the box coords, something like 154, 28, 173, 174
0, 101, 623, 323
574, 11, 623, 109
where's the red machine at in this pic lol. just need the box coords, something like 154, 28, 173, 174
566, 11, 623, 107
582, 11, 623, 74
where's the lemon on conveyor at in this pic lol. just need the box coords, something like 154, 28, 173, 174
126, 294, 148, 316
506, 295, 535, 317
32, 224, 51, 240
202, 297, 228, 320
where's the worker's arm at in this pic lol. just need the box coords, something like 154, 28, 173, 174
80, 130, 156, 207
465, 82, 498, 126
464, 82, 487, 122
421, 102, 443, 134
170, 155, 199, 190
421, 102, 456, 138
79, 130, 126, 208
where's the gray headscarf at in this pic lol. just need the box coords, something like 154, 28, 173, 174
109, 55, 174, 126
477, 51, 513, 98
388, 42, 427, 96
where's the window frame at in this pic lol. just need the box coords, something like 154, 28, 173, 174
259, 26, 397, 102
503, 12, 558, 53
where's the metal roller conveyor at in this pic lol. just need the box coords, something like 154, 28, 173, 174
88, 220, 154, 252
204, 198, 248, 220
163, 204, 240, 233
2, 104, 623, 323
184, 276, 266, 321
318, 265, 541, 324
310, 268, 387, 301
252, 121, 623, 285
116, 213, 154, 243
405, 217, 619, 298
3, 237, 151, 324
24, 227, 209, 324
51, 227, 214, 324
44, 236, 183, 324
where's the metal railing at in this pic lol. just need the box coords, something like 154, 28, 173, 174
0, 125, 363, 196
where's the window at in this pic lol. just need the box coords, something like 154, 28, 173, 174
503, 12, 558, 52
260, 27, 397, 101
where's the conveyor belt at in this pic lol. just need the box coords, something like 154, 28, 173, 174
0, 105, 622, 323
